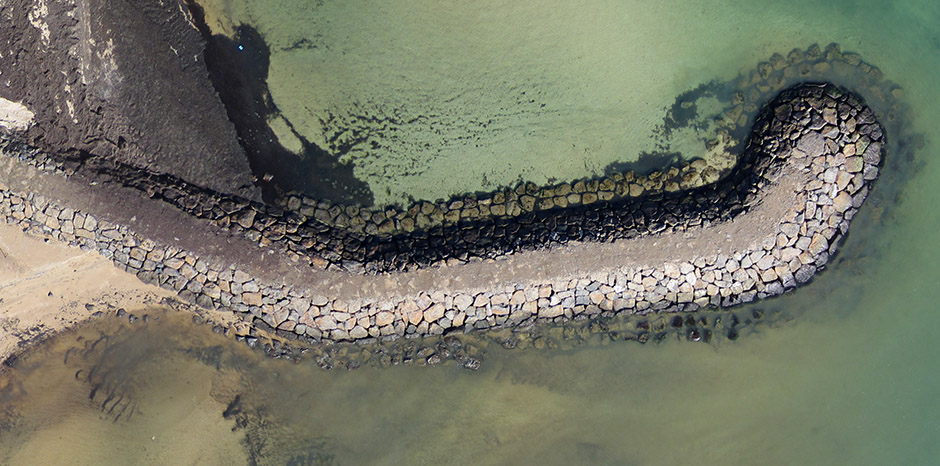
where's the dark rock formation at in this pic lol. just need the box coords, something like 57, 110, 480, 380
0, 81, 887, 343
0, 0, 259, 199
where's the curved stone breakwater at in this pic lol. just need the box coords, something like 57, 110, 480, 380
0, 82, 884, 344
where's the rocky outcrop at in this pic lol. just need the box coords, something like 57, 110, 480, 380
0, 0, 259, 199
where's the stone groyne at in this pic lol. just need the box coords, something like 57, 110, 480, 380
0, 83, 884, 344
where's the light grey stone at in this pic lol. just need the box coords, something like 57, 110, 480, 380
797, 131, 826, 156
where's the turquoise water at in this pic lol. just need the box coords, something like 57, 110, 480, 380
2, 0, 940, 464
193, 0, 940, 207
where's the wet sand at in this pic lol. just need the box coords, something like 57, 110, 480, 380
0, 307, 250, 465
0, 222, 169, 362
0, 222, 242, 364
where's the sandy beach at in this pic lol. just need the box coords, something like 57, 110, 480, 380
0, 222, 176, 363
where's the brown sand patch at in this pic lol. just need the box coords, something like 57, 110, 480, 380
0, 222, 174, 362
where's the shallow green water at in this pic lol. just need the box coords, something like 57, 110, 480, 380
194, 0, 940, 207
3, 0, 940, 464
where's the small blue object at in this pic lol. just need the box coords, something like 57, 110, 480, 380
237, 45, 244, 51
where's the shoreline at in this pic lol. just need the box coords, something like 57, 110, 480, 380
0, 217, 250, 365
0, 219, 249, 365
0, 221, 170, 364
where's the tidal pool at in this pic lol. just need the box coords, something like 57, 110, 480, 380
3, 0, 940, 464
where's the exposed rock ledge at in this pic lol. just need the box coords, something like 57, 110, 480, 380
0, 83, 883, 343
0, 0, 259, 199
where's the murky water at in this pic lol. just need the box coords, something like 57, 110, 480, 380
3, 0, 940, 464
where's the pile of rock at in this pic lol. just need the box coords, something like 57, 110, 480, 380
0, 82, 884, 344
0, 43, 896, 279
277, 156, 725, 234
259, 42, 898, 261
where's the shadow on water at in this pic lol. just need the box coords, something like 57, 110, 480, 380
187, 0, 926, 217
603, 150, 682, 177
184, 1, 374, 206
